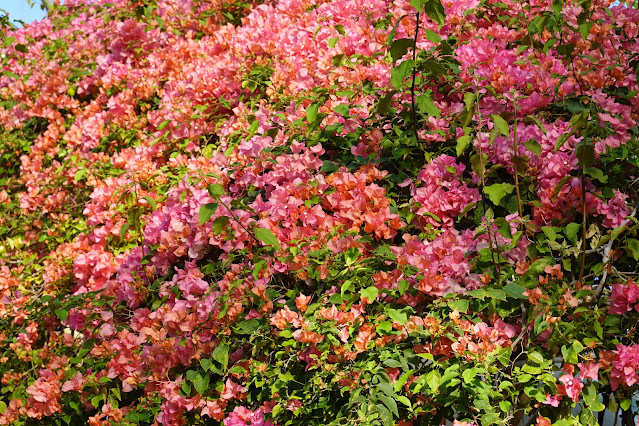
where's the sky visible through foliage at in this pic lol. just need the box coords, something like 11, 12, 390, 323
1, 1, 47, 25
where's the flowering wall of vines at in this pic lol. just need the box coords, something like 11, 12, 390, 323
1, 0, 639, 424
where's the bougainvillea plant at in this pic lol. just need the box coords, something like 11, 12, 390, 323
1, 0, 639, 424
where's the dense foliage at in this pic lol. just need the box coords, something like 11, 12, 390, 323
1, 0, 639, 424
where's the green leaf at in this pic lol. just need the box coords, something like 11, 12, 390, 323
579, 22, 593, 40
378, 394, 398, 417
143, 196, 157, 210
611, 224, 628, 242
200, 358, 212, 372
584, 167, 608, 183
517, 373, 532, 383
394, 371, 413, 393
193, 373, 210, 394
375, 403, 393, 426
199, 203, 219, 225
423, 211, 441, 222
565, 222, 580, 243
510, 230, 523, 248
341, 280, 355, 295
111, 387, 122, 401
523, 138, 542, 156
398, 279, 409, 296
583, 383, 605, 412
423, 29, 441, 43
255, 227, 280, 248
470, 153, 487, 178
235, 319, 260, 335
485, 288, 506, 301
332, 53, 346, 67
158, 119, 170, 130
201, 144, 214, 158
55, 309, 69, 323
396, 395, 411, 408
522, 363, 541, 375
388, 308, 407, 324
495, 217, 512, 238
253, 259, 266, 279
390, 59, 415, 90
345, 247, 360, 265
91, 394, 103, 409
377, 379, 395, 397
127, 411, 151, 423
580, 408, 598, 425
447, 299, 468, 312
524, 115, 547, 134
481, 412, 501, 424
2, 70, 20, 79
416, 93, 441, 118
426, 370, 441, 393
528, 351, 544, 364
211, 216, 229, 234
74, 168, 86, 182
554, 129, 574, 152
423, 0, 446, 25
207, 183, 224, 198
416, 352, 434, 361
561, 340, 583, 364
468, 289, 485, 300
496, 348, 512, 367
213, 343, 229, 370
306, 103, 319, 123
441, 364, 460, 383
464, 92, 475, 110
334, 104, 350, 117
503, 282, 526, 299
484, 183, 514, 205
377, 321, 392, 334
377, 91, 396, 114
492, 115, 509, 137
620, 398, 631, 411
361, 286, 379, 303
456, 134, 472, 156
320, 160, 338, 173
271, 404, 284, 419
462, 368, 477, 383
228, 366, 247, 375
389, 38, 414, 63
78, 339, 98, 357
541, 226, 556, 241
576, 142, 595, 168
627, 238, 639, 260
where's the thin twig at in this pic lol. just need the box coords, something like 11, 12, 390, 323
511, 303, 528, 348
410, 12, 420, 140
474, 85, 501, 282
592, 201, 639, 300
511, 91, 523, 222
579, 174, 587, 282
